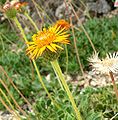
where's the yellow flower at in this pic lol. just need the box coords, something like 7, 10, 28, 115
55, 19, 70, 30
26, 25, 70, 60
88, 52, 118, 74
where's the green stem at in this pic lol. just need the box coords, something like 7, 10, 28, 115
65, 44, 68, 78
13, 17, 28, 43
33, 61, 60, 109
0, 36, 5, 51
51, 60, 82, 120
0, 88, 14, 111
51, 62, 64, 90
24, 12, 39, 32
13, 17, 60, 109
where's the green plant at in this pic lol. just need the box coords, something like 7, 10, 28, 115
1, 1, 118, 119
59, 16, 118, 74
79, 86, 118, 120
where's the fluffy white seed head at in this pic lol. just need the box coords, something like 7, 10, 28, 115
88, 52, 118, 74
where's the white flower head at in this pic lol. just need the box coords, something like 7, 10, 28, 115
88, 52, 118, 74
10, 0, 19, 6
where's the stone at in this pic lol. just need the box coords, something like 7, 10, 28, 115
87, 0, 111, 14
55, 2, 72, 19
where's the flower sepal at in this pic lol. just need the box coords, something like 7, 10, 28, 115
42, 45, 63, 61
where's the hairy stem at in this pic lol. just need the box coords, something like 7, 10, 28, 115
65, 45, 69, 78
51, 60, 82, 120
51, 62, 64, 90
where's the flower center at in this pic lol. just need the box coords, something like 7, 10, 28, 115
34, 31, 56, 48
102, 58, 116, 67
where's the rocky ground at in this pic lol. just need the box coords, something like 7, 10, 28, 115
1, 70, 118, 120
27, 0, 115, 25
0, 111, 16, 120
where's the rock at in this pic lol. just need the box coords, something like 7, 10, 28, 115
45, 74, 51, 82
71, 69, 118, 88
9, 44, 23, 54
0, 111, 17, 120
65, 74, 72, 82
55, 2, 72, 19
105, 8, 118, 18
87, 0, 111, 14
76, 75, 83, 81
78, 80, 85, 86
90, 80, 97, 86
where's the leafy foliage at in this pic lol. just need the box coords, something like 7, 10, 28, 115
60, 16, 118, 74
0, 13, 118, 119
79, 86, 118, 120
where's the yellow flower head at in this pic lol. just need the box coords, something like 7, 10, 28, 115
26, 25, 70, 60
88, 52, 118, 74
55, 19, 70, 30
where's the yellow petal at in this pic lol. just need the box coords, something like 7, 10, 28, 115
50, 43, 57, 50
26, 42, 35, 45
60, 40, 70, 44
39, 46, 46, 56
35, 50, 41, 59
54, 26, 61, 33
47, 45, 56, 52
31, 48, 39, 59
26, 47, 36, 55
26, 45, 36, 50
35, 46, 46, 59
58, 31, 69, 36
53, 44, 64, 50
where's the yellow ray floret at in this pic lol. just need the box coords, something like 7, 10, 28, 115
55, 19, 70, 30
26, 25, 70, 59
